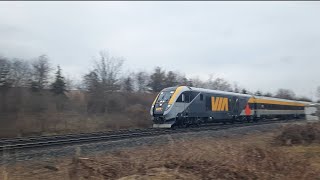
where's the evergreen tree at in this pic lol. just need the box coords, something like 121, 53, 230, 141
241, 88, 248, 94
263, 92, 273, 97
51, 66, 67, 95
164, 71, 178, 87
83, 71, 100, 94
148, 67, 166, 92
254, 90, 262, 96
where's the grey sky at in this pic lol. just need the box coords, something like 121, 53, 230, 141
0, 2, 319, 99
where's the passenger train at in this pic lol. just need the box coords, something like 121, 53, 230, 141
150, 86, 308, 128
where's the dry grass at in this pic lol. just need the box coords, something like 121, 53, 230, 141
0, 89, 156, 138
274, 122, 320, 146
3, 132, 320, 180
0, 111, 152, 138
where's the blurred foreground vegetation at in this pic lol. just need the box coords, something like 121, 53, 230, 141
3, 122, 320, 180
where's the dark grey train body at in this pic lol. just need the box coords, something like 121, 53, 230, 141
150, 86, 307, 128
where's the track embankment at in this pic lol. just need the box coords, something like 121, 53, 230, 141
1, 119, 306, 164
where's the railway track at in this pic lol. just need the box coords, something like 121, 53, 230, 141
0, 119, 303, 152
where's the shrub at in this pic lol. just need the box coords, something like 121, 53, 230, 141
274, 123, 320, 146
124, 104, 151, 128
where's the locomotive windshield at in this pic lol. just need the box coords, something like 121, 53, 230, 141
157, 91, 175, 102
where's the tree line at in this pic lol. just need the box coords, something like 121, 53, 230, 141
1, 50, 319, 113
0, 55, 67, 94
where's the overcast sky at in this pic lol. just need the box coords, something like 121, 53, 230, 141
0, 2, 319, 99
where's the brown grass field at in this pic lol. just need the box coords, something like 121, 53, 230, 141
2, 122, 320, 180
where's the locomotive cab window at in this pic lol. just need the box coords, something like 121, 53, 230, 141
156, 91, 175, 103
176, 91, 199, 103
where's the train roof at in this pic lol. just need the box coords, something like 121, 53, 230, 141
185, 86, 312, 105
162, 86, 313, 106
252, 95, 311, 104
190, 87, 252, 98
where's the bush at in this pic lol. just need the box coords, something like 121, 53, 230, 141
125, 104, 151, 128
274, 123, 320, 146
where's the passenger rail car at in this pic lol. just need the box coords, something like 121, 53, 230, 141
150, 86, 308, 128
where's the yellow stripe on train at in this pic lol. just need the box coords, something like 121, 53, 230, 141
248, 97, 305, 106
168, 86, 184, 105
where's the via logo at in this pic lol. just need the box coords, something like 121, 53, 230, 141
211, 97, 229, 111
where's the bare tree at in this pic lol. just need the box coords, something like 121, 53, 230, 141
213, 78, 232, 91
64, 75, 75, 91
205, 74, 232, 91
122, 76, 134, 93
189, 77, 205, 88
0, 57, 12, 112
93, 51, 124, 92
82, 51, 124, 113
30, 55, 51, 91
274, 88, 296, 100
176, 72, 192, 86
135, 71, 149, 92
317, 86, 320, 100
0, 57, 12, 88
8, 58, 31, 87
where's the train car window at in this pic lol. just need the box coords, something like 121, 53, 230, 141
205, 96, 211, 110
235, 98, 239, 112
185, 91, 199, 103
200, 94, 203, 101
176, 91, 199, 103
231, 97, 236, 111
175, 91, 193, 103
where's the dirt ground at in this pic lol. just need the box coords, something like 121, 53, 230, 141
2, 125, 320, 180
